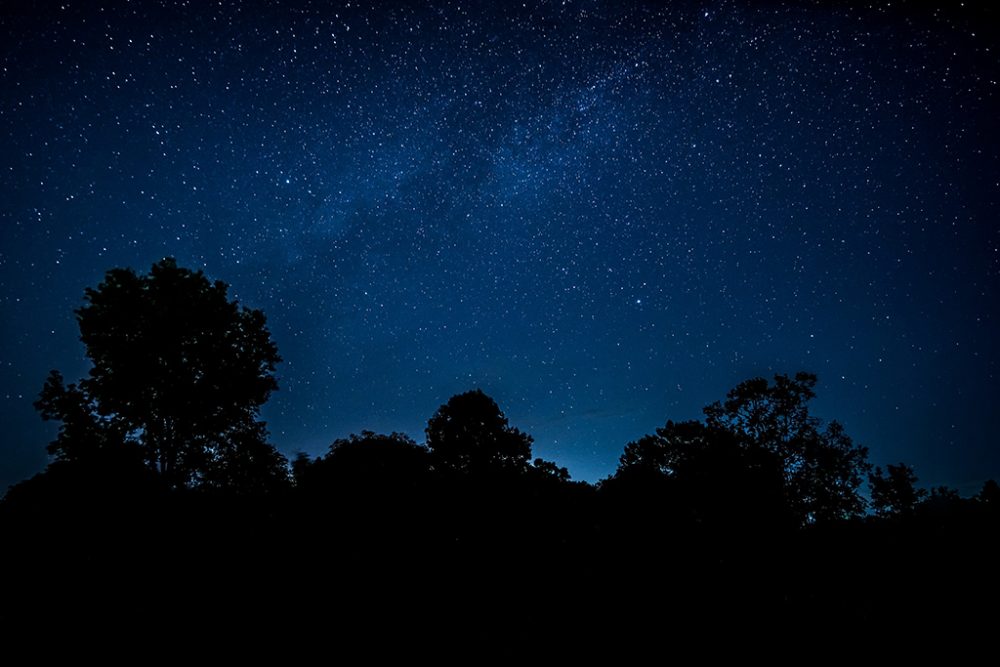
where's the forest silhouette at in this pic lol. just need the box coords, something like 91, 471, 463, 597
2, 259, 997, 651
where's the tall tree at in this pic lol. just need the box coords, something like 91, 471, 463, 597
425, 389, 533, 474
35, 258, 285, 490
703, 372, 870, 523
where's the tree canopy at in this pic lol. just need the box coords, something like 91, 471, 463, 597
614, 372, 870, 524
35, 258, 286, 491
295, 430, 433, 494
425, 389, 533, 475
868, 463, 925, 517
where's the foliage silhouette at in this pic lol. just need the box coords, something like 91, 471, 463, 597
979, 479, 1000, 505
2, 260, 998, 651
295, 430, 433, 495
610, 419, 789, 529
611, 374, 869, 525
703, 372, 870, 522
425, 389, 533, 475
919, 484, 965, 518
530, 457, 571, 482
34, 258, 286, 491
868, 463, 925, 517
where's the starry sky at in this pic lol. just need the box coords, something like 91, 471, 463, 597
2, 0, 998, 492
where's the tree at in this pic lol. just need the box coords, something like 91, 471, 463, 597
703, 372, 870, 523
291, 451, 315, 488
35, 370, 130, 463
35, 258, 285, 491
300, 431, 433, 493
978, 480, 1000, 506
786, 420, 870, 522
292, 432, 435, 542
531, 458, 571, 483
868, 463, 925, 517
612, 420, 787, 527
618, 420, 713, 476
425, 389, 533, 474
202, 422, 289, 496
921, 485, 962, 514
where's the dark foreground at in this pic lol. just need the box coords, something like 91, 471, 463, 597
2, 473, 996, 655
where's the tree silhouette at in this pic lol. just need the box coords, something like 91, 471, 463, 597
978, 480, 1000, 506
612, 420, 787, 527
703, 372, 869, 522
35, 258, 285, 491
868, 463, 925, 517
2, 352, 996, 649
35, 370, 131, 463
297, 431, 433, 493
531, 457, 571, 482
618, 420, 712, 476
785, 420, 869, 523
202, 422, 290, 496
425, 389, 533, 474
922, 485, 962, 511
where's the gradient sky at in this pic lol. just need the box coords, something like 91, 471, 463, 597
2, 0, 998, 491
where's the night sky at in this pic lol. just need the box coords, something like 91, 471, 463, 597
2, 1, 998, 492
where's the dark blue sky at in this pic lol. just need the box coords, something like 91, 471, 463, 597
2, 1, 998, 491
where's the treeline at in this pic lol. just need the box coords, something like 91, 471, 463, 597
1, 259, 997, 652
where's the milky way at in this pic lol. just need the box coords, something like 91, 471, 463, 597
2, 1, 998, 488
